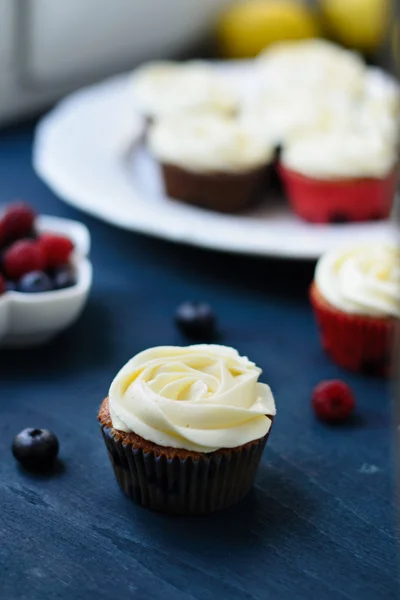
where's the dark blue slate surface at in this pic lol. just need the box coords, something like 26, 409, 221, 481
0, 124, 396, 600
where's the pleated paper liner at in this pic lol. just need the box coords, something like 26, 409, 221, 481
279, 163, 397, 224
99, 401, 273, 515
310, 282, 397, 377
161, 162, 270, 213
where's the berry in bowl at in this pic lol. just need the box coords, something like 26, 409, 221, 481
0, 202, 92, 347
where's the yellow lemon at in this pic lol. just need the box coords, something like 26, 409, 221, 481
217, 0, 322, 59
319, 0, 390, 53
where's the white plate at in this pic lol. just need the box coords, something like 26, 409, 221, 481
33, 64, 398, 260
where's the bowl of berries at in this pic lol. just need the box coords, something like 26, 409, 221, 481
0, 202, 92, 347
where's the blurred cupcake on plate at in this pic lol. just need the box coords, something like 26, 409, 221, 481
279, 128, 399, 223
310, 243, 400, 377
99, 344, 276, 515
131, 61, 238, 122
240, 87, 355, 150
148, 114, 275, 212
257, 38, 366, 98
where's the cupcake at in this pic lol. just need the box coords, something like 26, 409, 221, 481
279, 130, 398, 223
131, 61, 238, 121
257, 39, 366, 98
148, 114, 275, 212
98, 345, 276, 515
240, 88, 355, 150
310, 243, 400, 376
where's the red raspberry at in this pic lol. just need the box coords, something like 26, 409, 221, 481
38, 234, 74, 268
0, 202, 36, 243
0, 275, 5, 295
3, 240, 45, 280
312, 380, 355, 423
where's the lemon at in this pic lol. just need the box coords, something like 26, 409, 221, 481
217, 0, 322, 59
318, 0, 390, 53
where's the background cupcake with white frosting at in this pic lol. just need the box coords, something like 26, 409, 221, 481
257, 39, 367, 99
240, 88, 356, 150
279, 128, 399, 223
98, 344, 276, 515
310, 243, 400, 376
131, 60, 238, 122
148, 114, 275, 212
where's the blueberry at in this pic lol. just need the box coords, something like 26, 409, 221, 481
175, 301, 216, 340
18, 271, 52, 293
12, 428, 59, 471
52, 266, 76, 290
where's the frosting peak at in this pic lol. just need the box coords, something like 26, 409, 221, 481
109, 345, 276, 453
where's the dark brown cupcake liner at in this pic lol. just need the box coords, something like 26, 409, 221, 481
161, 162, 270, 213
101, 424, 269, 515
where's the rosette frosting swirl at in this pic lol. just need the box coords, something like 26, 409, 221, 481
315, 243, 400, 318
109, 345, 276, 453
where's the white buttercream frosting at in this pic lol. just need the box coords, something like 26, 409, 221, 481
257, 39, 366, 97
131, 61, 238, 119
315, 243, 400, 318
148, 114, 275, 173
109, 345, 276, 453
363, 69, 400, 119
241, 89, 355, 146
282, 129, 398, 178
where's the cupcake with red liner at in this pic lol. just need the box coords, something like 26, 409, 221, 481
310, 243, 400, 376
148, 114, 275, 212
98, 344, 276, 515
279, 130, 398, 223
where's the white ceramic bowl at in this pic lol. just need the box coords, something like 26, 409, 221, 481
0, 215, 92, 347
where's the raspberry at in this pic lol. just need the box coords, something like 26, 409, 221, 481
38, 234, 74, 268
0, 202, 36, 243
3, 240, 45, 280
312, 380, 355, 423
0, 274, 5, 295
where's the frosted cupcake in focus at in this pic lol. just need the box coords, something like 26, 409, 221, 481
98, 345, 276, 515
279, 129, 398, 223
148, 114, 275, 212
131, 61, 238, 122
310, 243, 400, 376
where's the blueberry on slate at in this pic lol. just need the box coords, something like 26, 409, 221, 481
175, 301, 216, 340
52, 265, 76, 290
18, 271, 52, 293
12, 428, 59, 470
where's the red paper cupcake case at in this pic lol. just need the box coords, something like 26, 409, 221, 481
101, 424, 270, 515
279, 164, 397, 224
309, 283, 397, 377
